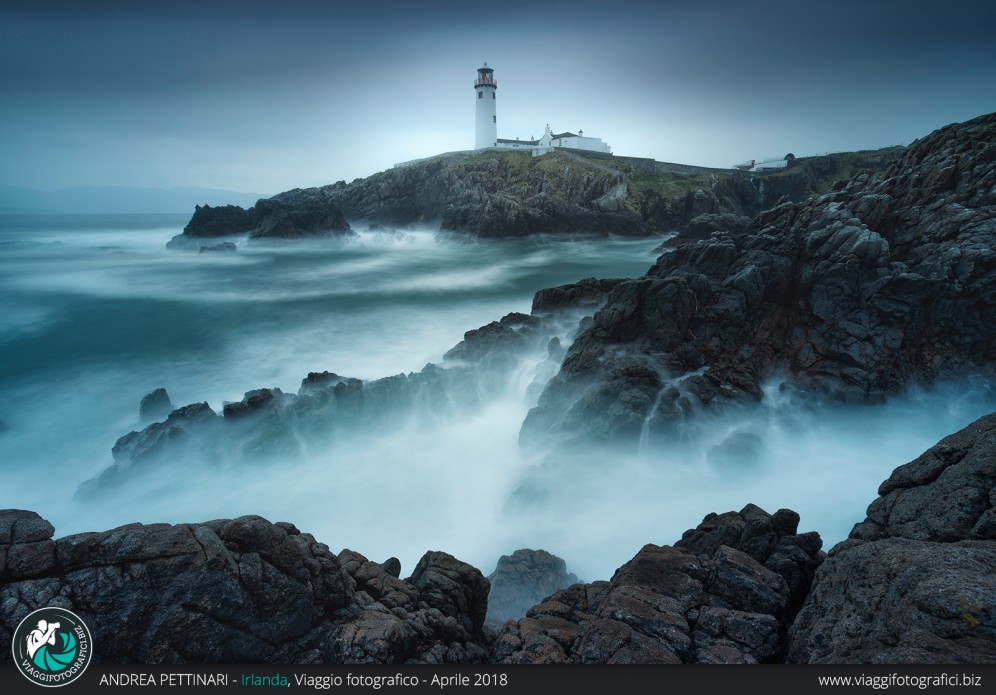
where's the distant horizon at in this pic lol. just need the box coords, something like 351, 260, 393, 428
2, 0, 993, 194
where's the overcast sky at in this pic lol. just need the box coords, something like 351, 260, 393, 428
2, 0, 994, 195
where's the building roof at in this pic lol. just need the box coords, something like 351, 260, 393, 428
498, 138, 539, 146
551, 132, 577, 139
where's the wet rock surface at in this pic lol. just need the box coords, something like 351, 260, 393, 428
787, 412, 996, 663
493, 504, 822, 664
0, 513, 489, 664
523, 113, 996, 445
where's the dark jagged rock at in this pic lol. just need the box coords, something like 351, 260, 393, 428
494, 505, 821, 664
183, 204, 256, 237
380, 557, 402, 579
787, 412, 996, 663
494, 542, 794, 664
486, 549, 579, 624
81, 311, 559, 496
169, 189, 353, 247
523, 113, 996, 445
675, 505, 824, 614
407, 551, 491, 639
0, 512, 490, 664
531, 278, 629, 314
330, 151, 643, 237
75, 402, 220, 499
654, 212, 751, 251
251, 189, 352, 240
111, 402, 218, 465
222, 388, 292, 419
444, 313, 541, 365
139, 387, 173, 422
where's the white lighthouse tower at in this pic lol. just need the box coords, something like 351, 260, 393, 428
474, 63, 497, 149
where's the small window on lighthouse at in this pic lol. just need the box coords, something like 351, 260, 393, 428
493, 115, 496, 123
478, 92, 483, 99
492, 92, 495, 99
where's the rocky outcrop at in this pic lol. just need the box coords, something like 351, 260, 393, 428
486, 550, 579, 624
523, 112, 996, 445
0, 512, 489, 664
251, 189, 353, 240
78, 312, 558, 497
787, 412, 996, 663
181, 204, 255, 237
0, 505, 821, 665
138, 388, 173, 422
168, 189, 353, 248
654, 212, 751, 251
493, 505, 821, 663
76, 402, 220, 498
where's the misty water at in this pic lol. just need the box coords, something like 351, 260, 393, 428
1, 213, 994, 582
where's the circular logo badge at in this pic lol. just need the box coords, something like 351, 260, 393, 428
12, 607, 92, 688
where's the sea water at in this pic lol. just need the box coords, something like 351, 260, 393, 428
0, 213, 993, 580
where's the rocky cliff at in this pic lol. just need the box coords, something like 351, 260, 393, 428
4, 411, 993, 663
169, 146, 901, 247
328, 147, 901, 238
523, 112, 996, 445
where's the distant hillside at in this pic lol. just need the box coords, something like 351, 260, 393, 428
0, 185, 266, 214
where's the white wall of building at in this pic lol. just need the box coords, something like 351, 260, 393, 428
554, 135, 611, 153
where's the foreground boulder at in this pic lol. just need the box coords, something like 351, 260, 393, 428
523, 112, 996, 445
493, 505, 822, 663
787, 412, 996, 663
0, 513, 489, 664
